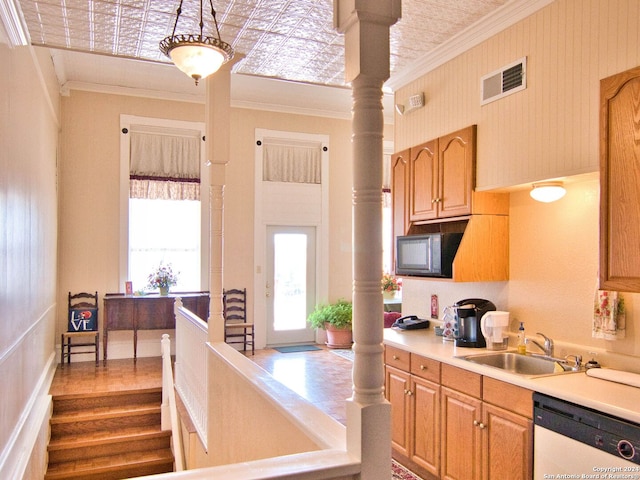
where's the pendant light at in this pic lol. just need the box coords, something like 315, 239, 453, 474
530, 181, 566, 203
160, 0, 234, 85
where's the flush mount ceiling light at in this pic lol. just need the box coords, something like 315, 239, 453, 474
530, 181, 566, 203
160, 0, 234, 86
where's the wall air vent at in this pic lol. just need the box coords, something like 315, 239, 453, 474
481, 57, 527, 105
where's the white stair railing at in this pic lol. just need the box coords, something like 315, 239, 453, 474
173, 297, 209, 449
161, 333, 185, 472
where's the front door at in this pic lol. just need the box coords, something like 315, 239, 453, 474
266, 226, 316, 346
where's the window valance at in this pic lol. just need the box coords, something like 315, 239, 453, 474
129, 131, 201, 200
263, 141, 321, 184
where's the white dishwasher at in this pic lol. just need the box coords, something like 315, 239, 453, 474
533, 393, 640, 478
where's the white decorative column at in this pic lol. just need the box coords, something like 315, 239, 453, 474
334, 1, 400, 479
205, 60, 236, 344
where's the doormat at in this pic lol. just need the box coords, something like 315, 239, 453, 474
392, 460, 424, 480
330, 349, 354, 361
273, 345, 321, 353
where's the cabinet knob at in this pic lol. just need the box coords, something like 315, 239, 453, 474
393, 355, 398, 360
473, 420, 486, 429
405, 389, 413, 396
420, 365, 426, 370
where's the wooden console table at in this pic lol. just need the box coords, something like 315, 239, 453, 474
103, 292, 209, 361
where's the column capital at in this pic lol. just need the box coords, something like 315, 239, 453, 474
333, 0, 401, 83
334, 0, 401, 31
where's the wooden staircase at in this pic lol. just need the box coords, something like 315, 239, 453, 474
46, 387, 174, 480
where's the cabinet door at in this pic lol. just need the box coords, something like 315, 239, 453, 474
482, 403, 532, 480
600, 66, 640, 292
135, 297, 174, 329
392, 150, 410, 240
386, 365, 411, 457
409, 140, 438, 221
411, 376, 440, 477
439, 126, 475, 218
104, 297, 134, 330
441, 386, 482, 480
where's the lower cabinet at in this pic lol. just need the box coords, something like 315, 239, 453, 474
385, 347, 533, 480
385, 346, 441, 478
441, 386, 482, 480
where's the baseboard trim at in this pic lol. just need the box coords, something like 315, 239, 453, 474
0, 351, 56, 479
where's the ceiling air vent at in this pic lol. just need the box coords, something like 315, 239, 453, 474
481, 57, 527, 105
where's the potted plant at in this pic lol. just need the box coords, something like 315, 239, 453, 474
381, 273, 401, 299
147, 263, 179, 295
307, 299, 353, 349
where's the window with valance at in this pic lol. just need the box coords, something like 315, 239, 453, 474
127, 130, 202, 291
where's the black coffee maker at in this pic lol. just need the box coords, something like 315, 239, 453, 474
454, 298, 496, 348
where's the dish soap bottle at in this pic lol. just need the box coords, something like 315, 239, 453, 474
517, 322, 526, 354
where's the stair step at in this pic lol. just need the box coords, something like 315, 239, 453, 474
44, 448, 174, 480
53, 388, 162, 414
47, 425, 171, 464
50, 403, 161, 439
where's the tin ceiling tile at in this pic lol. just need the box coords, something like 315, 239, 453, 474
17, 0, 510, 87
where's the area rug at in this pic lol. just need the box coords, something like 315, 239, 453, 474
392, 460, 424, 480
273, 345, 321, 353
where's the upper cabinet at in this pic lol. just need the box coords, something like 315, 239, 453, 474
409, 128, 474, 222
599, 65, 640, 292
392, 149, 410, 238
410, 139, 439, 221
404, 126, 508, 231
392, 125, 510, 282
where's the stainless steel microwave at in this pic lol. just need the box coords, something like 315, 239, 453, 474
395, 233, 463, 278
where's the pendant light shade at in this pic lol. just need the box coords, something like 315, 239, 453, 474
160, 0, 234, 85
530, 181, 566, 203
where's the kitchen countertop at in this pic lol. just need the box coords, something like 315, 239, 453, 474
384, 327, 640, 424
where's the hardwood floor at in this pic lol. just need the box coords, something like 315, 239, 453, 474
48, 358, 173, 479
251, 346, 354, 425
50, 357, 163, 397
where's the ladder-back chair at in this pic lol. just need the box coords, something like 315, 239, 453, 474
61, 291, 99, 365
223, 288, 254, 355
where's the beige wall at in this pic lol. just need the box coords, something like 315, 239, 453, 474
395, 0, 640, 366
58, 91, 206, 356
59, 89, 392, 355
0, 44, 60, 479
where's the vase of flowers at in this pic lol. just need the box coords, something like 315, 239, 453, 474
147, 263, 179, 295
381, 273, 401, 299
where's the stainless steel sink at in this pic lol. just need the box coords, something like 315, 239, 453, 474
457, 351, 580, 377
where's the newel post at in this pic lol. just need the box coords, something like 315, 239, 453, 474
334, 1, 401, 479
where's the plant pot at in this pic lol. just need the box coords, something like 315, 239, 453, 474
383, 291, 396, 300
325, 323, 353, 349
159, 286, 169, 296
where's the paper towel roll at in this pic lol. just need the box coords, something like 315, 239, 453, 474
586, 368, 640, 388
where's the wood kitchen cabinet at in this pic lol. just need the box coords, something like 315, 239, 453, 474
441, 364, 533, 480
408, 128, 474, 223
409, 139, 439, 221
385, 346, 441, 479
391, 125, 510, 282
385, 348, 532, 480
392, 149, 411, 239
599, 65, 640, 292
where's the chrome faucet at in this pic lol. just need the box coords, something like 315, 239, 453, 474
527, 332, 554, 357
